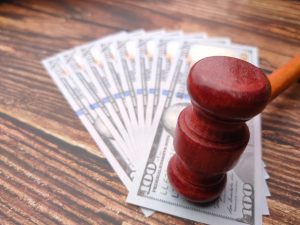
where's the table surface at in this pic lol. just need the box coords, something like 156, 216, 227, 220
0, 0, 299, 224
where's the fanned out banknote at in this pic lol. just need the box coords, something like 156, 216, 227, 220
42, 30, 271, 223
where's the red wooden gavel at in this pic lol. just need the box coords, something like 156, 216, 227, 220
167, 55, 300, 203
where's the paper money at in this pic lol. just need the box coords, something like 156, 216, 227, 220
144, 35, 232, 152
61, 51, 131, 153
145, 31, 184, 129
101, 32, 144, 138
127, 43, 264, 225
42, 30, 270, 223
43, 55, 155, 216
80, 41, 137, 155
43, 58, 135, 186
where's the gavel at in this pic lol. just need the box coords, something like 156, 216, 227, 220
167, 55, 300, 203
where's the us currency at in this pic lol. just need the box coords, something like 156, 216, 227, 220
75, 30, 155, 216
43, 57, 154, 217
135, 30, 173, 150
114, 30, 170, 217
89, 36, 139, 154
136, 33, 165, 128
116, 36, 141, 127
43, 57, 134, 187
114, 30, 146, 122
113, 31, 164, 153
149, 35, 230, 129
59, 50, 136, 161
100, 31, 146, 137
80, 42, 140, 155
120, 29, 165, 128
60, 31, 136, 152
156, 38, 270, 215
144, 31, 184, 129
127, 43, 264, 225
100, 38, 140, 154
146, 37, 232, 149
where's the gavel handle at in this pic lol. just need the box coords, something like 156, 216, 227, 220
268, 55, 300, 101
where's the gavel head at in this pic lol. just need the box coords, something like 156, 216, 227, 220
167, 56, 271, 203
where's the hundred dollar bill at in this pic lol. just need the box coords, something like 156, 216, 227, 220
43, 57, 135, 186
135, 31, 177, 151
127, 43, 264, 225
59, 50, 136, 161
84, 32, 140, 154
43, 57, 154, 216
144, 31, 184, 128
73, 30, 144, 155
113, 30, 167, 155
79, 40, 139, 155
118, 29, 165, 128
139, 35, 269, 211
136, 32, 166, 128
100, 31, 145, 136
116, 35, 142, 127
149, 36, 231, 130
144, 37, 232, 151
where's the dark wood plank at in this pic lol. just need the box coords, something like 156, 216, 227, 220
262, 82, 300, 225
0, 112, 200, 225
0, 0, 299, 224
3, 0, 300, 68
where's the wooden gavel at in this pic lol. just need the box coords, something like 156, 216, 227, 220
167, 55, 300, 203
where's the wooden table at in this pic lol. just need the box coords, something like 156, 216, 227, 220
0, 1, 299, 224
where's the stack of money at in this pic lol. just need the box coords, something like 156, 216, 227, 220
43, 29, 271, 225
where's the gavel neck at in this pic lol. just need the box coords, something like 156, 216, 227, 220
184, 105, 250, 146
191, 103, 249, 125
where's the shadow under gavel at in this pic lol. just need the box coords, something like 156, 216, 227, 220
167, 55, 300, 203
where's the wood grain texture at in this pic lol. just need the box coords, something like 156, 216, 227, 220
0, 0, 299, 224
